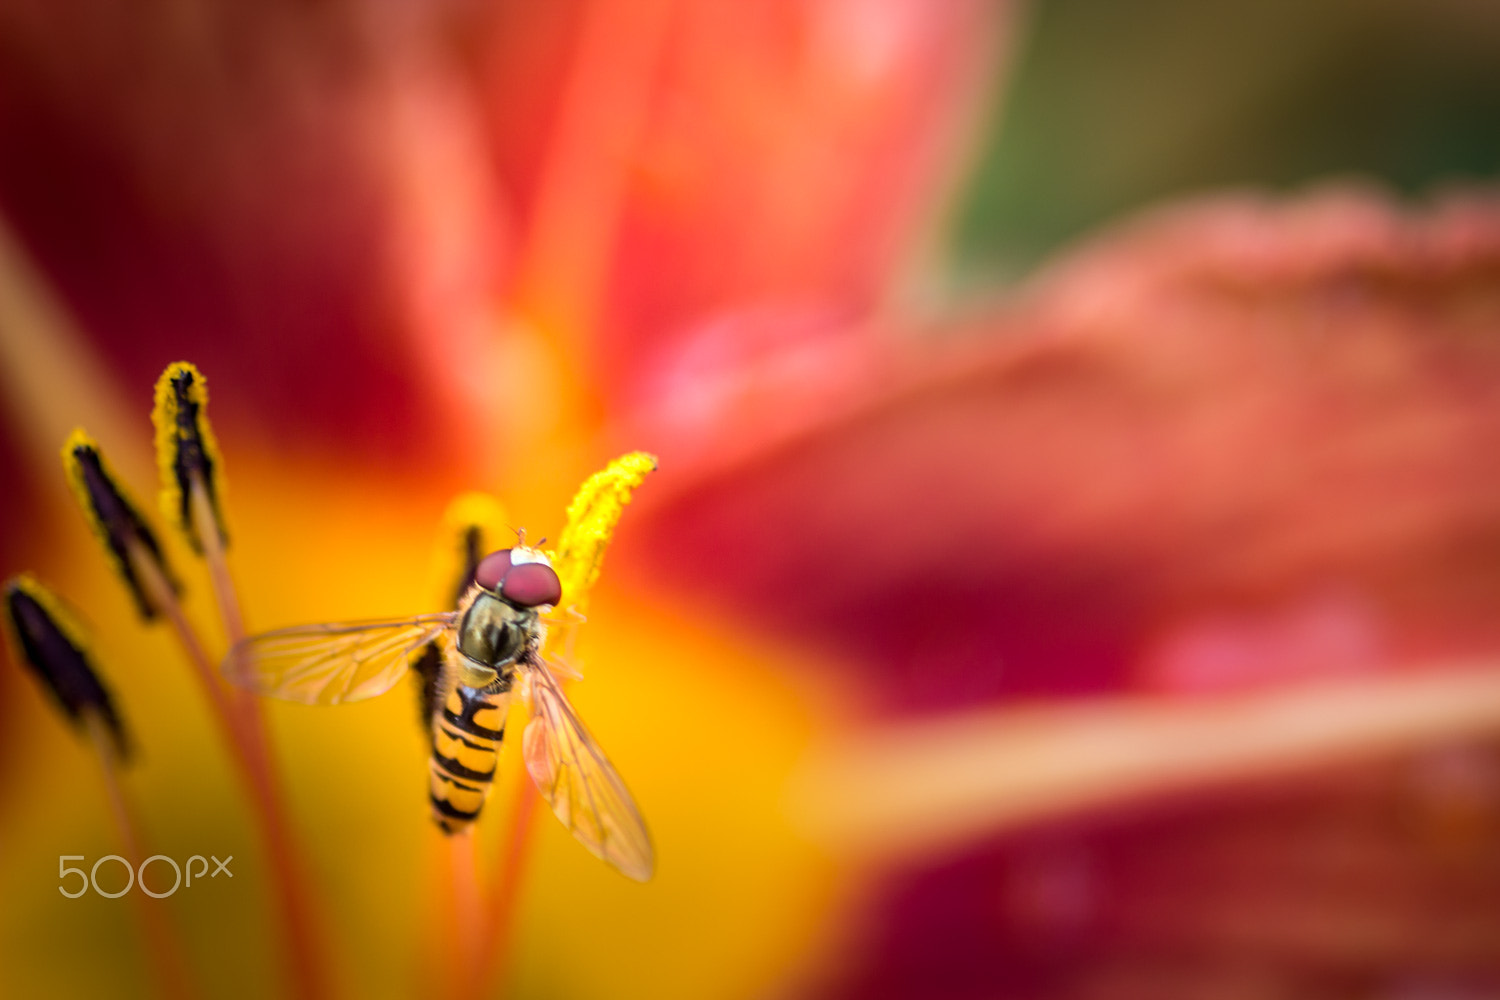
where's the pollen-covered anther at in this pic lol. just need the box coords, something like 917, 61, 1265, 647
152, 361, 229, 554
3, 575, 130, 758
550, 451, 658, 613
62, 428, 179, 620
437, 492, 510, 606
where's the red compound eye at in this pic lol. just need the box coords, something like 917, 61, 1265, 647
474, 549, 513, 592
501, 562, 562, 608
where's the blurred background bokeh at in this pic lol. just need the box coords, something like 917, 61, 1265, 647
2, 1, 1499, 998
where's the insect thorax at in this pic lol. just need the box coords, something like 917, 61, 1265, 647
456, 591, 537, 681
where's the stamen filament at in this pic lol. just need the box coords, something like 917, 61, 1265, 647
84, 711, 201, 1000
4, 574, 197, 999
477, 775, 542, 996
477, 452, 656, 992
146, 363, 330, 999
190, 478, 245, 646
125, 522, 329, 1000
126, 541, 237, 730
446, 831, 483, 996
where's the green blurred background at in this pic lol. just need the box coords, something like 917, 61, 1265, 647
957, 0, 1500, 275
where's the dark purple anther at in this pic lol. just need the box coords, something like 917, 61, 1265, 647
501, 563, 562, 608
474, 549, 513, 592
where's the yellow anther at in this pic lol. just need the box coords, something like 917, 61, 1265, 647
3, 573, 129, 756
549, 451, 657, 612
3, 572, 92, 665
442, 491, 511, 540
152, 361, 229, 553
62, 427, 177, 618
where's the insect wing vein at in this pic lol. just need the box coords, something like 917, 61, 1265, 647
521, 660, 654, 881
227, 614, 456, 706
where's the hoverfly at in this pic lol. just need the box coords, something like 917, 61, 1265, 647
224, 543, 653, 881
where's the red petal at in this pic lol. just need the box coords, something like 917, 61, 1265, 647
624, 187, 1500, 711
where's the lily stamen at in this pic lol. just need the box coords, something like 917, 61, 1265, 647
65, 386, 331, 1000
153, 362, 244, 645
3, 576, 198, 1000
62, 429, 179, 621
63, 427, 242, 747
477, 451, 658, 995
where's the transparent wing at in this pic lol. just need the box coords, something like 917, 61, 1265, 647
522, 660, 654, 881
226, 614, 456, 706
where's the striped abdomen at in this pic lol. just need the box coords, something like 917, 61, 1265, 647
428, 681, 511, 833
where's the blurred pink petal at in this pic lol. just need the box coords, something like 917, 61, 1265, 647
0, 0, 1008, 465
615, 184, 1500, 998
0, 1, 498, 464
593, 0, 1002, 401
626, 185, 1500, 712
825, 747, 1500, 999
